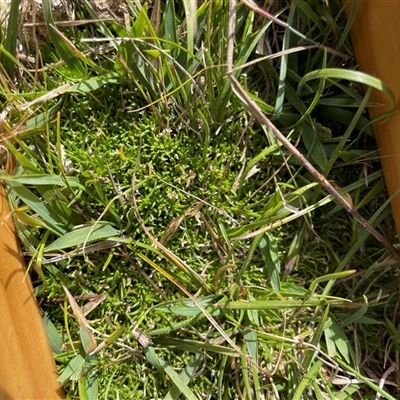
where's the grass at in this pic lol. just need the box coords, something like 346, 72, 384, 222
1, 0, 400, 398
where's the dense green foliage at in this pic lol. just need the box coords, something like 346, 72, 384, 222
1, 0, 399, 399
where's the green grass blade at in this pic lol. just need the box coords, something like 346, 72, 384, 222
78, 0, 118, 49
259, 233, 281, 292
154, 338, 238, 357
42, 0, 85, 77
1, 0, 20, 79
43, 314, 64, 354
45, 224, 120, 252
272, 4, 295, 120
302, 121, 328, 170
298, 69, 395, 107
216, 19, 271, 121
79, 373, 99, 400
324, 317, 353, 364
5, 181, 67, 235
5, 140, 43, 173
163, 0, 178, 50
145, 347, 199, 400
292, 360, 323, 400
302, 306, 330, 370
340, 295, 369, 328
223, 298, 348, 310
0, 173, 84, 190
323, 87, 372, 176
163, 354, 203, 400
182, 0, 195, 74
58, 353, 86, 384
309, 270, 355, 294
335, 359, 397, 400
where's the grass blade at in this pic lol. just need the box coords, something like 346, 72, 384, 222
145, 347, 198, 400
163, 354, 203, 400
298, 69, 395, 107
45, 224, 120, 252
259, 233, 281, 292
1, 0, 20, 79
42, 0, 85, 77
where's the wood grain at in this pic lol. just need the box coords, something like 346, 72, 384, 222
0, 183, 64, 399
343, 0, 400, 236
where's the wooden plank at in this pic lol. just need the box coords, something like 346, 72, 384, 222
343, 0, 400, 236
0, 183, 64, 399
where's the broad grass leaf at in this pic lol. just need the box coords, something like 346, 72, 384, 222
90, 325, 125, 355
318, 97, 370, 108
216, 19, 272, 121
154, 338, 238, 357
228, 185, 319, 239
247, 92, 275, 114
292, 52, 328, 128
43, 314, 63, 354
5, 181, 67, 235
273, 4, 296, 120
164, 354, 203, 400
240, 143, 279, 188
58, 353, 85, 384
322, 87, 371, 178
311, 381, 326, 400
298, 69, 395, 107
115, 41, 158, 99
301, 121, 327, 170
18, 102, 63, 140
309, 270, 355, 294
154, 295, 222, 317
79, 324, 97, 355
334, 387, 362, 400
243, 329, 258, 362
338, 149, 379, 163
79, 372, 98, 400
0, 173, 84, 190
163, 0, 178, 50
42, 0, 85, 77
145, 347, 199, 400
18, 76, 119, 112
224, 297, 347, 310
285, 85, 308, 117
182, 0, 196, 75
355, 179, 386, 210
321, 199, 391, 298
14, 209, 47, 228
292, 0, 325, 32
246, 295, 260, 326
137, 251, 205, 293
284, 222, 305, 279
5, 140, 42, 173
156, 295, 221, 309
259, 233, 281, 292
0, 0, 19, 79
335, 359, 397, 400
63, 75, 120, 94
131, 3, 149, 37
157, 306, 222, 317
324, 319, 351, 363
340, 296, 368, 328
384, 317, 400, 353
45, 224, 120, 252
77, 0, 116, 47
292, 360, 323, 400
302, 307, 330, 370
318, 106, 373, 134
